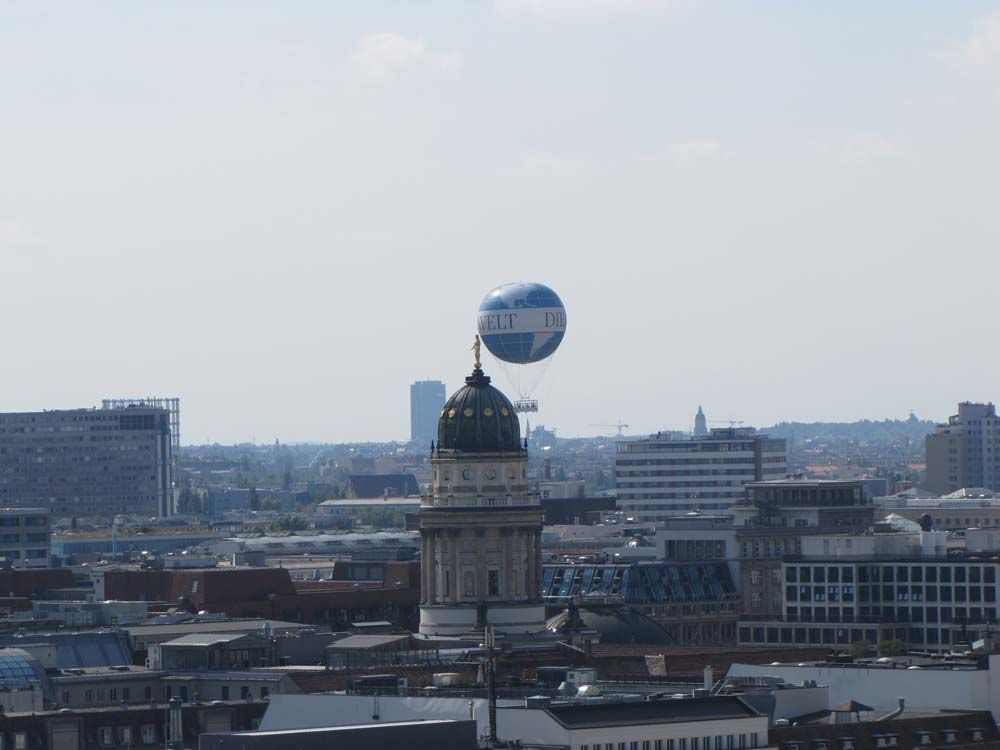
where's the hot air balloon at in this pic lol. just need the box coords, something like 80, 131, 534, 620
477, 282, 567, 412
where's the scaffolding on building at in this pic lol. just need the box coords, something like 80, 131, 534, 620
101, 396, 180, 461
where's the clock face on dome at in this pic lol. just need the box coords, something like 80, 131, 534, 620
485, 469, 497, 480
463, 468, 474, 481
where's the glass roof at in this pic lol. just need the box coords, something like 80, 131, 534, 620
0, 653, 41, 689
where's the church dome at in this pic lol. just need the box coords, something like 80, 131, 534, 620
437, 368, 522, 453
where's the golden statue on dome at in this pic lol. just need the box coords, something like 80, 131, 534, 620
472, 334, 482, 370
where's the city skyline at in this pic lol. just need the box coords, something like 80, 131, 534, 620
4, 2, 1000, 443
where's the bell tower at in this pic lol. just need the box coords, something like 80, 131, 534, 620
418, 352, 545, 637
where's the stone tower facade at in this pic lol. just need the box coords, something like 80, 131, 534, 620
418, 366, 545, 637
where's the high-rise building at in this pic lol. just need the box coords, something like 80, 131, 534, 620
102, 397, 180, 474
694, 405, 708, 436
926, 402, 1000, 495
419, 364, 544, 637
410, 380, 446, 444
0, 406, 174, 518
614, 427, 787, 521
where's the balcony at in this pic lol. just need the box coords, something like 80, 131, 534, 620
420, 494, 540, 510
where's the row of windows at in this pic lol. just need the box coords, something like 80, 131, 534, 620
783, 604, 998, 624
0, 517, 46, 527
786, 584, 1000, 603
579, 733, 761, 750
0, 533, 49, 542
619, 492, 746, 501
617, 458, 760, 466
786, 565, 998, 584
618, 481, 747, 489
71, 682, 269, 706
617, 469, 766, 478
0, 549, 49, 559
740, 624, 965, 647
742, 540, 801, 558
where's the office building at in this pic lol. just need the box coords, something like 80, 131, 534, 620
615, 428, 787, 520
734, 480, 875, 620
409, 380, 445, 444
101, 397, 180, 475
736, 530, 1000, 652
0, 508, 50, 569
0, 405, 173, 517
926, 402, 1000, 494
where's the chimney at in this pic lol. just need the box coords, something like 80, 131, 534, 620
703, 665, 713, 691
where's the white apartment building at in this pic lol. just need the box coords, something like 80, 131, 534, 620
497, 696, 768, 750
615, 428, 786, 521
259, 692, 768, 750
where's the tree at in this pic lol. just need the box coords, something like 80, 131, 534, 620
247, 485, 260, 511
267, 514, 308, 532
877, 639, 906, 656
282, 470, 293, 490
177, 487, 193, 514
850, 640, 874, 658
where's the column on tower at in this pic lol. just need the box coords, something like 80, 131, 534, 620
524, 527, 536, 601
534, 527, 543, 600
448, 529, 460, 604
501, 528, 514, 600
427, 530, 438, 604
420, 531, 429, 604
475, 528, 487, 600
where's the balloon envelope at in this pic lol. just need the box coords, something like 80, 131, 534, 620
477, 282, 566, 364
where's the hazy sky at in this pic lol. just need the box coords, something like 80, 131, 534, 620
4, 1, 1000, 444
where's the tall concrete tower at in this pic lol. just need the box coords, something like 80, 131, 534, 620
694, 405, 708, 437
410, 380, 446, 444
418, 362, 545, 638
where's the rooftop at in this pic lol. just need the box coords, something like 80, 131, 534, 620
319, 498, 421, 507
540, 695, 760, 728
126, 618, 310, 638
327, 634, 409, 650
222, 719, 460, 737
161, 632, 263, 647
747, 479, 862, 488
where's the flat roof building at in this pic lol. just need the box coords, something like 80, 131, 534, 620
926, 402, 1000, 495
0, 406, 173, 517
202, 720, 476, 750
615, 428, 786, 520
496, 695, 767, 750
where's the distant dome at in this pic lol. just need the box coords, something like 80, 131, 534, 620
437, 368, 522, 453
0, 647, 48, 691
547, 607, 676, 645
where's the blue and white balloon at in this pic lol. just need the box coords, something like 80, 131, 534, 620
477, 282, 567, 365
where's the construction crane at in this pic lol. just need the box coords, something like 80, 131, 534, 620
709, 419, 745, 428
590, 421, 629, 436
